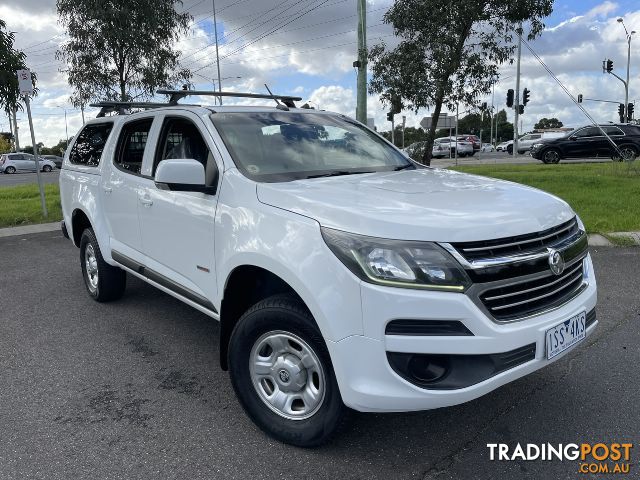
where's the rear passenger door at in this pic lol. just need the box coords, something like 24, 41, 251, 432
102, 116, 159, 262
137, 113, 221, 309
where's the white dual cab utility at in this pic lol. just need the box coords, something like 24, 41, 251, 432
59, 91, 597, 447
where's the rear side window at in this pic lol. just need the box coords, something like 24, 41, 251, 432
69, 123, 114, 166
115, 119, 153, 175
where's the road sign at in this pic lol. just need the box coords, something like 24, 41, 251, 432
17, 69, 33, 96
420, 114, 456, 129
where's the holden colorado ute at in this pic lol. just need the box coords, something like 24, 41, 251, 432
59, 91, 597, 447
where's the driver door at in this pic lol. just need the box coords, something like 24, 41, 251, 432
137, 113, 221, 310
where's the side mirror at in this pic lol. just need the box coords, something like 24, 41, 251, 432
155, 159, 215, 194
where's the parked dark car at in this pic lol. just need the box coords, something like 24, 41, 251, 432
41, 155, 63, 168
530, 124, 640, 163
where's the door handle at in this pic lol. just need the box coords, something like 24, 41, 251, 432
103, 186, 112, 194
139, 193, 153, 207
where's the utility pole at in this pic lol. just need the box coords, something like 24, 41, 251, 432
355, 0, 367, 123
490, 80, 495, 145
12, 107, 20, 151
401, 115, 406, 149
212, 0, 223, 105
81, 105, 85, 125
513, 24, 522, 158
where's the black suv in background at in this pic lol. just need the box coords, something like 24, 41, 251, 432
530, 124, 640, 163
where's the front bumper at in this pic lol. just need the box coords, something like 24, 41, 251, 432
327, 254, 597, 412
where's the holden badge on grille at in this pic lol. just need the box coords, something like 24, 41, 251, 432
547, 248, 565, 275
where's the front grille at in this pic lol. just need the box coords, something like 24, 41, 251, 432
478, 259, 586, 321
453, 217, 579, 261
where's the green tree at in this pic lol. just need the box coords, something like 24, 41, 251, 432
380, 126, 427, 147
56, 0, 192, 103
369, 0, 553, 165
0, 19, 37, 116
534, 117, 563, 129
0, 136, 11, 154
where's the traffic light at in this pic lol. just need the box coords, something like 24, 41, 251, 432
578, 94, 583, 103
506, 89, 514, 108
387, 112, 394, 122
618, 103, 625, 123
518, 105, 525, 115
391, 95, 402, 115
628, 103, 634, 120
522, 88, 530, 106
606, 59, 614, 73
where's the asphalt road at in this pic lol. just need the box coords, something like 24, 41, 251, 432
1, 232, 638, 480
0, 170, 60, 187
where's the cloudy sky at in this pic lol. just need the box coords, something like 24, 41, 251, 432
2, 0, 640, 146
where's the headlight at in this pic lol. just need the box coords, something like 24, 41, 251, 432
576, 215, 586, 232
321, 227, 471, 291
531, 143, 543, 149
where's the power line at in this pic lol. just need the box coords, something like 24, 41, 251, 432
194, 0, 335, 73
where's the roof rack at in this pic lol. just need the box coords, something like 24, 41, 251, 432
156, 89, 302, 108
90, 101, 170, 117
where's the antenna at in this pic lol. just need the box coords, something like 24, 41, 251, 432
264, 84, 289, 111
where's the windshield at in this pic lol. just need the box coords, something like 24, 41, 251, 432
210, 111, 412, 182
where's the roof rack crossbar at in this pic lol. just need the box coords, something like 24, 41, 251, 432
89, 101, 170, 117
156, 89, 302, 108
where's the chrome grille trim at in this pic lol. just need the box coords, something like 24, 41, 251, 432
460, 220, 577, 253
468, 255, 588, 322
488, 270, 584, 311
483, 262, 583, 301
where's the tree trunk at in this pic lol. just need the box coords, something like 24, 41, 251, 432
421, 96, 445, 167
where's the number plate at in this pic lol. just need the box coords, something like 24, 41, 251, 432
546, 311, 586, 360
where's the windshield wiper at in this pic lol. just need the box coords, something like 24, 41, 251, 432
304, 170, 375, 179
393, 163, 414, 171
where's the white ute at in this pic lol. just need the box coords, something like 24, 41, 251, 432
59, 91, 597, 447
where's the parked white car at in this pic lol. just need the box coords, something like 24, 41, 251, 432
403, 141, 448, 160
59, 93, 597, 447
496, 140, 513, 153
0, 153, 56, 173
517, 132, 568, 154
481, 143, 495, 152
434, 137, 474, 156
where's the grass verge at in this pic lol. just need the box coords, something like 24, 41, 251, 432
453, 162, 640, 234
0, 184, 62, 228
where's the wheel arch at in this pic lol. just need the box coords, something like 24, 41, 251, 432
219, 264, 315, 370
71, 208, 93, 247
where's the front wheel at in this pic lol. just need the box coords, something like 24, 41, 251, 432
228, 295, 347, 447
79, 228, 126, 302
542, 149, 561, 164
42, 165, 52, 172
506, 145, 513, 154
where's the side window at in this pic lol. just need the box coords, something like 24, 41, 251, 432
69, 123, 113, 166
115, 119, 153, 175
154, 117, 217, 187
604, 126, 624, 136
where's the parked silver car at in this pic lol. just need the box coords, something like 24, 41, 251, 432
0, 153, 56, 174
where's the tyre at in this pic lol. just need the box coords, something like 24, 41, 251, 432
468, 151, 476, 156
506, 145, 513, 154
542, 149, 561, 164
612, 145, 638, 162
5, 166, 16, 174
42, 165, 52, 172
79, 228, 126, 302
228, 295, 347, 447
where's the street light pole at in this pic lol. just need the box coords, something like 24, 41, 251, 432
212, 0, 223, 105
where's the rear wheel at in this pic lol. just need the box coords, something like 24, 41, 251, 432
542, 149, 561, 164
612, 145, 637, 162
5, 166, 16, 174
506, 144, 513, 154
228, 295, 347, 447
43, 165, 52, 172
79, 228, 126, 302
